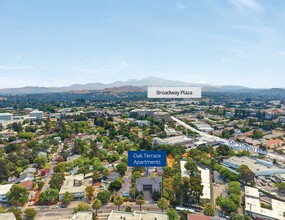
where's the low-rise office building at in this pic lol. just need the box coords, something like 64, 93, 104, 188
29, 110, 44, 119
59, 174, 85, 201
222, 156, 285, 176
0, 113, 13, 121
245, 186, 285, 220
153, 135, 192, 146
71, 211, 93, 220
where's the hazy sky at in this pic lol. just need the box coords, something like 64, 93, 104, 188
0, 0, 285, 89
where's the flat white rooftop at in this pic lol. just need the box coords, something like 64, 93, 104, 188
0, 184, 13, 195
245, 186, 285, 220
107, 211, 168, 220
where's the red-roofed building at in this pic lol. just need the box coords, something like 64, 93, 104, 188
266, 139, 284, 149
19, 180, 34, 190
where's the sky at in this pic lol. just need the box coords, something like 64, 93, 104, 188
0, 0, 285, 89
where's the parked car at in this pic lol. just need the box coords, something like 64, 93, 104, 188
60, 204, 67, 208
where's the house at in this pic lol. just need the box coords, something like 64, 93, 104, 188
19, 180, 34, 190
0, 184, 13, 203
105, 172, 120, 183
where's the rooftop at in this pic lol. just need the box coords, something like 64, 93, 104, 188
107, 210, 168, 220
0, 184, 13, 195
0, 213, 16, 220
223, 156, 285, 176
59, 174, 85, 194
245, 186, 285, 220
71, 211, 93, 220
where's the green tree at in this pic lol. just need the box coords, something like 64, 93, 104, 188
230, 213, 253, 220
252, 130, 263, 139
228, 182, 241, 195
24, 208, 37, 220
136, 194, 145, 211
276, 182, 285, 193
39, 188, 59, 205
203, 203, 216, 216
116, 162, 128, 176
125, 206, 132, 212
7, 184, 29, 206
97, 190, 111, 203
216, 195, 239, 215
62, 192, 73, 204
92, 198, 102, 215
8, 207, 22, 220
167, 208, 179, 220
18, 132, 35, 140
49, 172, 65, 190
114, 196, 124, 211
158, 198, 168, 212
73, 202, 89, 213
34, 156, 47, 168
0, 157, 9, 182
85, 186, 95, 202
92, 171, 101, 182
238, 165, 255, 186
109, 179, 122, 192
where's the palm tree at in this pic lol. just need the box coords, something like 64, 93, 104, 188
136, 194, 145, 211
113, 196, 124, 211
203, 203, 216, 216
92, 198, 102, 216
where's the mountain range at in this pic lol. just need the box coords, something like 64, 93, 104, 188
0, 77, 265, 95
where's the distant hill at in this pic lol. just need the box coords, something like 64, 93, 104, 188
0, 77, 267, 95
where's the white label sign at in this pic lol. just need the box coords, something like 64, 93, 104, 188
147, 87, 201, 98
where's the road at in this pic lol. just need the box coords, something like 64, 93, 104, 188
171, 116, 227, 144
34, 202, 161, 220
41, 143, 64, 193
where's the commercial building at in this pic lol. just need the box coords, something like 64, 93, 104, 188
0, 113, 13, 121
130, 109, 160, 117
135, 120, 150, 127
71, 211, 93, 220
153, 112, 171, 122
29, 110, 44, 119
0, 213, 16, 220
193, 123, 214, 132
244, 186, 285, 220
107, 210, 168, 220
0, 184, 13, 203
59, 174, 85, 201
136, 177, 162, 200
153, 135, 192, 146
222, 156, 285, 176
